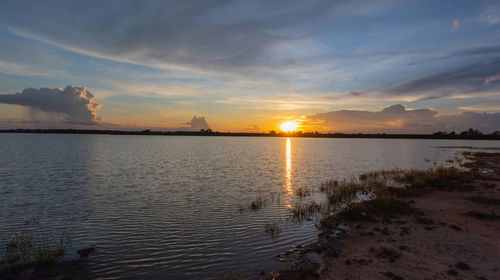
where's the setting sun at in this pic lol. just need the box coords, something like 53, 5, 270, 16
280, 121, 299, 132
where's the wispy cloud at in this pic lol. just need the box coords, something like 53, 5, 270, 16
482, 72, 500, 87
480, 2, 500, 25
0, 0, 343, 76
458, 104, 500, 112
0, 60, 49, 77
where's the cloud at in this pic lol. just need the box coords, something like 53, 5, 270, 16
480, 2, 500, 25
247, 124, 260, 131
0, 0, 342, 76
458, 104, 500, 112
0, 60, 45, 76
351, 57, 500, 100
452, 19, 460, 31
185, 115, 210, 130
0, 86, 101, 125
483, 72, 500, 87
306, 104, 500, 133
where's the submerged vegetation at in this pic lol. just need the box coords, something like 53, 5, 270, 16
240, 193, 281, 211
0, 229, 71, 271
265, 223, 283, 239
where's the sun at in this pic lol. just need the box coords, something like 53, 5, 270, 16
280, 121, 299, 132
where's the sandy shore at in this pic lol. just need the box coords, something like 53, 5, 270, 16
269, 153, 500, 280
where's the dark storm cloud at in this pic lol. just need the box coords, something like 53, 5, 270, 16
0, 0, 343, 75
307, 104, 500, 133
0, 86, 101, 125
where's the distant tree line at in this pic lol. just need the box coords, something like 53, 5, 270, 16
432, 128, 500, 139
0, 128, 499, 140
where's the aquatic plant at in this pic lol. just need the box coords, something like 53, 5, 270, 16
1, 229, 71, 269
294, 186, 312, 198
246, 193, 280, 211
290, 202, 323, 221
265, 222, 283, 239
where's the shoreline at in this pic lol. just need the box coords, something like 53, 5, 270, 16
2, 153, 498, 279
267, 152, 500, 280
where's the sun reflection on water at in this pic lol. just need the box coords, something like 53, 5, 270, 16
285, 137, 292, 194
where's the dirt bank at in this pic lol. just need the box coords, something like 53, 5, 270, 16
270, 153, 500, 280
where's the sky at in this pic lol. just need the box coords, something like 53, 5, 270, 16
0, 0, 499, 133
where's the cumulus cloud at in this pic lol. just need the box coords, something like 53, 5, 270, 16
452, 19, 460, 31
0, 86, 101, 125
306, 104, 500, 133
185, 115, 210, 130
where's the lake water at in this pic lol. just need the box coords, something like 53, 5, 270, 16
1, 134, 499, 279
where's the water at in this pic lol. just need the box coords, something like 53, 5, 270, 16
0, 134, 498, 279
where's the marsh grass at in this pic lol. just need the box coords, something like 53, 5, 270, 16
460, 152, 500, 171
294, 186, 313, 198
290, 202, 323, 221
248, 159, 480, 237
265, 222, 283, 239
367, 167, 473, 191
297, 166, 471, 230
243, 192, 281, 211
0, 229, 71, 271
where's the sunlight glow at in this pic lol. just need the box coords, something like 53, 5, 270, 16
280, 121, 299, 132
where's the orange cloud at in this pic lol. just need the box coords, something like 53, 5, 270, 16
483, 72, 500, 87
452, 19, 460, 31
